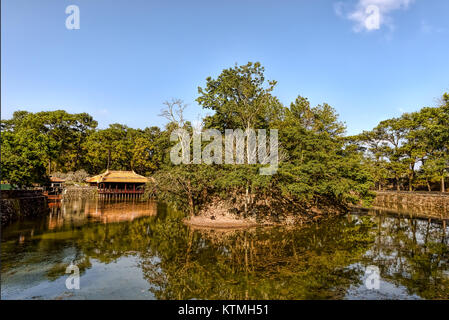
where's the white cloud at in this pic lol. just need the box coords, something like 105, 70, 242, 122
335, 0, 414, 32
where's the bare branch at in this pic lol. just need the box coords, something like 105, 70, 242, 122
159, 98, 188, 128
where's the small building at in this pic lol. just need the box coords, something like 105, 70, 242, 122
50, 177, 66, 189
43, 177, 66, 200
86, 170, 149, 198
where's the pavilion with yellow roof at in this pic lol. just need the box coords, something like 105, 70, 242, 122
86, 170, 149, 197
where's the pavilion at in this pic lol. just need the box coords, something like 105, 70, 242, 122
86, 170, 149, 197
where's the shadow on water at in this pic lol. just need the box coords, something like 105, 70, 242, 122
1, 199, 448, 300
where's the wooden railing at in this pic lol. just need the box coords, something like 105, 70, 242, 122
98, 189, 144, 194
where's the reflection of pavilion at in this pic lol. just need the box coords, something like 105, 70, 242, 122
47, 200, 158, 229
84, 200, 157, 223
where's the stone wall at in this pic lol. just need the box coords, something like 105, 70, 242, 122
372, 191, 449, 219
1, 190, 49, 225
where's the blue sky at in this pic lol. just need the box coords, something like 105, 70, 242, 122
2, 0, 448, 135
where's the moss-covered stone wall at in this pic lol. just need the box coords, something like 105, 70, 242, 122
1, 190, 49, 225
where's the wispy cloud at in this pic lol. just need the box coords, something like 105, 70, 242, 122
420, 20, 445, 34
335, 0, 414, 32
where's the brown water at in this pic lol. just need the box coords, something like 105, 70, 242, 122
1, 199, 448, 300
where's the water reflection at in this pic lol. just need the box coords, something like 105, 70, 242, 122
47, 199, 157, 229
360, 210, 449, 299
1, 200, 448, 300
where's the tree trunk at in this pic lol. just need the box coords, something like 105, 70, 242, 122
188, 194, 194, 216
426, 178, 432, 192
244, 186, 249, 214
107, 149, 111, 170
409, 162, 416, 192
187, 181, 194, 216
441, 176, 446, 193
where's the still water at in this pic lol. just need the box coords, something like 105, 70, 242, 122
1, 199, 448, 300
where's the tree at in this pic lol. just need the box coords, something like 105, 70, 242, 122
132, 136, 157, 176
2, 110, 97, 174
154, 63, 374, 221
277, 96, 373, 208
197, 61, 282, 131
83, 124, 133, 172
1, 129, 49, 187
355, 93, 449, 192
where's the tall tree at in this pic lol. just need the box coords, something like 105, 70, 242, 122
197, 61, 282, 131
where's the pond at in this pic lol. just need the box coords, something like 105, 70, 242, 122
1, 199, 448, 300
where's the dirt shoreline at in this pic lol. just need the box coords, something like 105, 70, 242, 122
184, 215, 260, 229
182, 199, 343, 229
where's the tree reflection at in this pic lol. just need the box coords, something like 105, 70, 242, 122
138, 215, 376, 299
2, 202, 448, 300
364, 214, 449, 299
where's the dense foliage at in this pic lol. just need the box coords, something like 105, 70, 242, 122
1, 110, 97, 187
154, 62, 374, 219
1, 62, 447, 218
1, 110, 164, 186
352, 93, 449, 192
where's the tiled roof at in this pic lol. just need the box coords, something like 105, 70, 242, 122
86, 170, 149, 183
